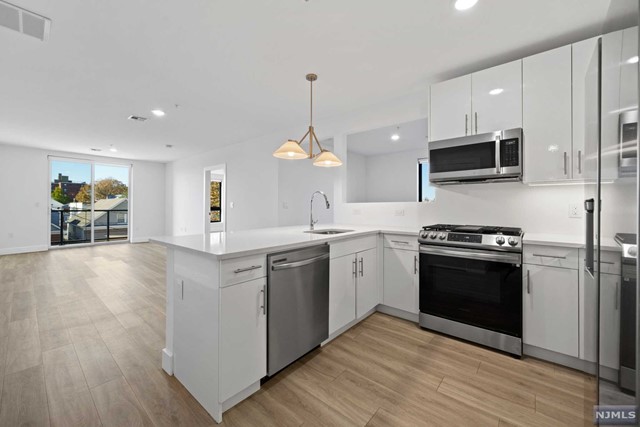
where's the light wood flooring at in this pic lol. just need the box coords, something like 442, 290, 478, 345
0, 243, 596, 426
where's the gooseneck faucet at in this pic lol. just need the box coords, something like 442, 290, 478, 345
310, 190, 330, 231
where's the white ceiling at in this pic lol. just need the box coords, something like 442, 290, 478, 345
0, 0, 635, 162
347, 118, 427, 156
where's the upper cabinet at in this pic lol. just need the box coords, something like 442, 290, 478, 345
523, 45, 573, 183
430, 75, 472, 141
429, 61, 522, 142
472, 60, 523, 134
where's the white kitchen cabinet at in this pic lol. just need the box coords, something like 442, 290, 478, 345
523, 45, 573, 183
329, 254, 357, 334
356, 248, 378, 318
219, 277, 267, 402
430, 74, 472, 141
383, 247, 418, 314
572, 36, 599, 180
523, 264, 579, 357
471, 60, 522, 134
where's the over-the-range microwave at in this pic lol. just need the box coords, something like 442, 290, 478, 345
428, 128, 523, 184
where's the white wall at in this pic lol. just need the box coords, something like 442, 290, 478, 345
0, 143, 166, 255
362, 147, 429, 203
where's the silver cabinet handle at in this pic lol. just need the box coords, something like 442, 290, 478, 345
495, 136, 501, 174
475, 112, 478, 134
615, 282, 619, 310
414, 255, 418, 275
577, 150, 582, 174
391, 240, 410, 245
260, 285, 266, 315
359, 257, 364, 277
563, 152, 568, 176
352, 258, 357, 278
465, 114, 468, 136
583, 259, 615, 266
532, 253, 566, 259
526, 270, 531, 294
234, 265, 262, 274
272, 253, 329, 271
181, 280, 184, 300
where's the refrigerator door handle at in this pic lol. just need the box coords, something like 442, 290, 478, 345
584, 198, 595, 277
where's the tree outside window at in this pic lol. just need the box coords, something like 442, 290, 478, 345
210, 181, 222, 223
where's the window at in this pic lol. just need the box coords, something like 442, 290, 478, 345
210, 180, 222, 223
418, 159, 436, 202
116, 213, 127, 224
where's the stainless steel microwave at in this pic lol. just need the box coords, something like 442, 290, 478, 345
619, 110, 638, 178
428, 128, 523, 184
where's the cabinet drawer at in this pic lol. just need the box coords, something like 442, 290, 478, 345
383, 234, 418, 251
523, 245, 579, 269
330, 235, 377, 259
220, 254, 267, 287
578, 249, 622, 275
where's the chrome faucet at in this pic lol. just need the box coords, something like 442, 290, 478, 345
310, 191, 330, 230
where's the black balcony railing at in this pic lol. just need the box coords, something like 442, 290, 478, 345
51, 208, 128, 246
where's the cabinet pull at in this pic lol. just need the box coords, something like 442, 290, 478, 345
582, 258, 615, 266
532, 253, 566, 259
180, 280, 184, 300
359, 257, 364, 277
474, 112, 478, 134
577, 150, 582, 174
465, 114, 468, 136
615, 282, 619, 310
563, 152, 568, 176
260, 286, 266, 315
234, 265, 262, 274
526, 270, 530, 294
414, 255, 418, 275
391, 240, 410, 245
352, 258, 357, 278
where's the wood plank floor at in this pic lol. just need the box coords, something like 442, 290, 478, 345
0, 243, 596, 426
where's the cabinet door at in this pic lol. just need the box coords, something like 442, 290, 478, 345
472, 60, 522, 134
220, 277, 267, 402
601, 30, 624, 180
329, 255, 356, 334
523, 45, 573, 183
523, 264, 579, 357
430, 74, 472, 141
599, 274, 621, 369
356, 248, 378, 318
383, 248, 418, 314
572, 36, 599, 180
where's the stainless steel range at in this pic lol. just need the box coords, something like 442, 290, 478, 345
418, 224, 524, 356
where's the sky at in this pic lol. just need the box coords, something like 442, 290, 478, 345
51, 160, 130, 185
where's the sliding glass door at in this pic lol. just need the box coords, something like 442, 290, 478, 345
50, 158, 130, 246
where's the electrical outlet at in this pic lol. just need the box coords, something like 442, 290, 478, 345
394, 209, 405, 217
569, 203, 582, 218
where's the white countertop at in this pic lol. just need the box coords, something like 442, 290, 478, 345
523, 233, 620, 252
151, 224, 418, 260
151, 225, 622, 260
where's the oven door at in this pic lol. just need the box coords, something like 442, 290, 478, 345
419, 245, 522, 338
429, 128, 522, 183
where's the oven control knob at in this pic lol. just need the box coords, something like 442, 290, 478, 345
495, 236, 505, 245
420, 231, 429, 239
629, 246, 638, 258
429, 232, 437, 239
508, 237, 519, 247
438, 233, 446, 240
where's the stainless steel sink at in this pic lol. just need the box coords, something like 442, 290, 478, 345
304, 229, 354, 235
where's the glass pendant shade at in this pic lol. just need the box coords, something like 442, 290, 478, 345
273, 140, 308, 160
313, 150, 343, 167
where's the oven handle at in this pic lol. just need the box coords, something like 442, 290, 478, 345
419, 246, 522, 265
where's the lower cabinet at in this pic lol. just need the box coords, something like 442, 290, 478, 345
329, 247, 378, 334
523, 264, 579, 357
383, 247, 418, 314
219, 277, 267, 402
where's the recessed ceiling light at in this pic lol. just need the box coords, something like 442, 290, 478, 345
454, 0, 478, 11
627, 56, 639, 64
151, 109, 165, 117
489, 88, 504, 95
391, 134, 400, 141
109, 146, 117, 152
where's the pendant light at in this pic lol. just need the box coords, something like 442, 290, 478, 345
273, 73, 342, 167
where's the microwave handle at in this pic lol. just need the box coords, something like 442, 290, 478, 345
495, 136, 501, 174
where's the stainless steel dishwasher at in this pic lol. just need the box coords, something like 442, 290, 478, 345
267, 244, 329, 376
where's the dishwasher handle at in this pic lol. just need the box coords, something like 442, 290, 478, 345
271, 253, 330, 271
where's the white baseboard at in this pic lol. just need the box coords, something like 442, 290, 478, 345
162, 348, 173, 375
376, 304, 419, 323
524, 344, 595, 374
322, 307, 377, 346
222, 380, 260, 413
0, 245, 48, 256
131, 237, 150, 243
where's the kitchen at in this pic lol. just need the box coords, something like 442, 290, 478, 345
0, 0, 638, 426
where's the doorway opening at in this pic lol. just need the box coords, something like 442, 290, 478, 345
205, 164, 226, 233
